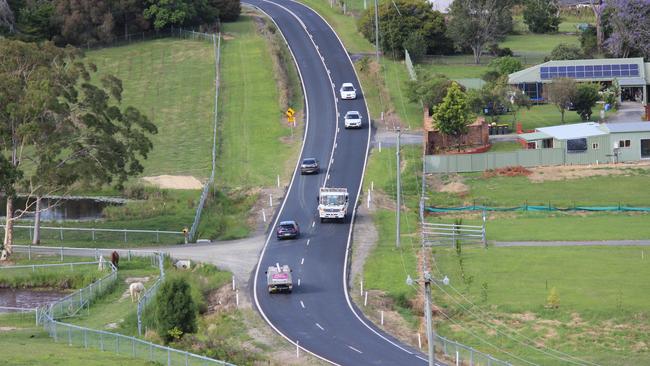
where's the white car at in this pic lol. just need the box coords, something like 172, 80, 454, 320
344, 111, 362, 129
340, 83, 357, 100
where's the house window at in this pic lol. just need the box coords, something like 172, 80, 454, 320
618, 139, 631, 148
567, 138, 588, 153
592, 143, 599, 149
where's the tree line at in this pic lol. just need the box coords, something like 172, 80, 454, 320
2, 0, 240, 47
357, 0, 650, 64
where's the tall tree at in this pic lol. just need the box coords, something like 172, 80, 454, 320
589, 0, 606, 53
0, 0, 15, 33
523, 0, 561, 33
144, 0, 197, 30
112, 0, 150, 40
604, 0, 650, 58
405, 71, 457, 114
358, 0, 450, 58
432, 82, 471, 151
54, 0, 115, 46
0, 39, 157, 256
543, 78, 577, 124
447, 0, 515, 64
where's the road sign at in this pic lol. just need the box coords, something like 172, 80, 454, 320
286, 108, 295, 118
287, 116, 296, 123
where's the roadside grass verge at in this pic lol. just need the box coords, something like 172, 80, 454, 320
85, 39, 215, 179
381, 58, 423, 129
432, 245, 650, 365
296, 0, 375, 53
217, 15, 303, 189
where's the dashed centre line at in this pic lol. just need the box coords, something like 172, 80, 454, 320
306, 239, 310, 246
301, 257, 305, 265
315, 323, 324, 331
300, 300, 305, 309
348, 345, 363, 354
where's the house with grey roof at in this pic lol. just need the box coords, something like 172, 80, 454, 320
508, 57, 650, 105
518, 122, 650, 163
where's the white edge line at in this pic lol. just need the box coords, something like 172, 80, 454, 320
287, 0, 418, 358
245, 3, 343, 366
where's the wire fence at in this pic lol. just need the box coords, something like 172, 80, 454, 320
137, 252, 165, 335
188, 31, 222, 242
404, 49, 417, 81
1, 224, 183, 245
2, 245, 234, 365
0, 306, 39, 326
434, 333, 513, 366
12, 244, 165, 264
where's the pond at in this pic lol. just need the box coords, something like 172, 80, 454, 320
0, 196, 124, 221
0, 288, 69, 310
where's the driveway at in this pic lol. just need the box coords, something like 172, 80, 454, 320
607, 102, 645, 123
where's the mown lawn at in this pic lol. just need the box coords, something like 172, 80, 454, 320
86, 39, 215, 179
217, 16, 302, 188
489, 141, 522, 152
433, 245, 650, 365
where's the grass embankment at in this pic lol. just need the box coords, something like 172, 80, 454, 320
86, 39, 215, 179
0, 253, 108, 289
433, 245, 650, 365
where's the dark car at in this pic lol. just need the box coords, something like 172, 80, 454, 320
300, 158, 319, 174
276, 220, 300, 239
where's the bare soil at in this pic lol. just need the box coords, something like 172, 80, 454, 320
142, 175, 203, 190
527, 161, 650, 182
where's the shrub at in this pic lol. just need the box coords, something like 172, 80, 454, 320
155, 277, 197, 343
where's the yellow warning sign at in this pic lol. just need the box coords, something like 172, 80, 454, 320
286, 108, 295, 118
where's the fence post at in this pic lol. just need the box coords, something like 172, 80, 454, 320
128, 250, 132, 261
60, 226, 63, 241
100, 332, 104, 351
116, 334, 120, 353
68, 327, 72, 346
84, 328, 87, 348
60, 246, 64, 261
132, 338, 136, 356
92, 229, 95, 241
156, 230, 160, 243
124, 229, 127, 243
168, 348, 171, 366
28, 245, 31, 260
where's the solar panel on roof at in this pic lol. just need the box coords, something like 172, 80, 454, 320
540, 63, 640, 80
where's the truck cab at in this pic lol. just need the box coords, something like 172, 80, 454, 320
266, 264, 293, 293
318, 187, 349, 222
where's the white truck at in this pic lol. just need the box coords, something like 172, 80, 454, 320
266, 264, 293, 293
318, 187, 349, 222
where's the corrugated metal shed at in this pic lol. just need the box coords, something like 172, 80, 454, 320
537, 122, 608, 140
518, 132, 551, 141
509, 57, 648, 84
604, 122, 650, 133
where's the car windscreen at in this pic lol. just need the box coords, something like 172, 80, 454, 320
280, 224, 295, 230
346, 113, 359, 119
343, 86, 354, 91
303, 159, 316, 165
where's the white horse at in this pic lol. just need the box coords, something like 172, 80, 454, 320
129, 282, 146, 302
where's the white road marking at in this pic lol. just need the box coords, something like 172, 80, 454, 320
347, 345, 363, 354
312, 221, 315, 227
315, 323, 324, 331
300, 300, 305, 309
298, 278, 301, 286
301, 257, 305, 265
306, 239, 310, 246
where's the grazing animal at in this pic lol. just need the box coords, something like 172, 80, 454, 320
98, 255, 105, 271
129, 282, 145, 302
111, 251, 120, 268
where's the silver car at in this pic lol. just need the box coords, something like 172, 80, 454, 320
340, 83, 357, 100
344, 111, 362, 129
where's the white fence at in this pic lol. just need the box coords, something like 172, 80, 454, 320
422, 222, 487, 248
1, 224, 183, 244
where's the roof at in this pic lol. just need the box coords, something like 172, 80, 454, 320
509, 57, 648, 84
604, 122, 650, 133
518, 131, 551, 141
537, 122, 608, 140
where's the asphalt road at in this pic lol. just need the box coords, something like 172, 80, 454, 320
243, 1, 433, 364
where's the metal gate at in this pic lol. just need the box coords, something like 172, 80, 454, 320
422, 221, 486, 247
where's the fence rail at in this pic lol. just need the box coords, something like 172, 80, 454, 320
1, 224, 183, 244
422, 221, 487, 248
12, 245, 165, 263
434, 333, 512, 366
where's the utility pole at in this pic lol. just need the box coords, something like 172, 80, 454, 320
374, 0, 379, 63
423, 271, 435, 366
396, 127, 401, 248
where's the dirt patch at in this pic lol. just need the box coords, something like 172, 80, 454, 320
206, 284, 237, 313
511, 312, 537, 322
0, 326, 17, 331
483, 166, 532, 178
440, 181, 469, 194
527, 161, 650, 182
142, 175, 203, 190
221, 34, 235, 41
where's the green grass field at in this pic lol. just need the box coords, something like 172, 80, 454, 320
86, 39, 215, 179
217, 16, 302, 188
0, 326, 153, 366
433, 245, 650, 365
489, 141, 521, 152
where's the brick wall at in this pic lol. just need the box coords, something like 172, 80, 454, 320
424, 109, 489, 154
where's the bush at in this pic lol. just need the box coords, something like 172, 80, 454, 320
488, 56, 523, 76
546, 43, 583, 61
155, 277, 197, 343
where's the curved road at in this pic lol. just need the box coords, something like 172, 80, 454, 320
246, 1, 431, 364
